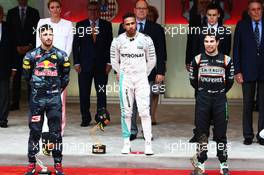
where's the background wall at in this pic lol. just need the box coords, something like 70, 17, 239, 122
0, 0, 246, 103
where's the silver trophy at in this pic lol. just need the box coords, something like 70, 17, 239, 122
35, 154, 52, 175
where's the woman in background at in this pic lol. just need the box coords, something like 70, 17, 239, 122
36, 0, 73, 136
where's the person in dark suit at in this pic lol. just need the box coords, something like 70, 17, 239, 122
118, 0, 167, 140
233, 0, 264, 145
186, 2, 228, 70
190, 3, 231, 63
6, 0, 40, 110
0, 5, 17, 128
73, 1, 113, 127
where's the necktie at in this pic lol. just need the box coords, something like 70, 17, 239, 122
255, 22, 260, 53
91, 22, 96, 43
255, 22, 260, 45
21, 8, 26, 28
139, 22, 144, 33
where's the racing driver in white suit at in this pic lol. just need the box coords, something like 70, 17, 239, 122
111, 12, 156, 155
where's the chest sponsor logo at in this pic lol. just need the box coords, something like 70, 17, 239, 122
199, 66, 225, 77
35, 60, 58, 76
121, 53, 144, 58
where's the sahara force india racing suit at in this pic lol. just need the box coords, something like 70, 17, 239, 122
23, 46, 70, 163
189, 52, 234, 164
110, 32, 156, 143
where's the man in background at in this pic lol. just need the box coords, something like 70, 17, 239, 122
6, 0, 39, 110
0, 5, 17, 128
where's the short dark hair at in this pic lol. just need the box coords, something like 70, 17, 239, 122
206, 3, 220, 14
47, 0, 61, 8
147, 5, 159, 22
248, 0, 263, 6
39, 24, 53, 34
204, 29, 220, 41
87, 1, 100, 9
122, 12, 136, 22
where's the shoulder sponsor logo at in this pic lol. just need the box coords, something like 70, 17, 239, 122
216, 60, 224, 64
51, 55, 57, 59
63, 62, 71, 67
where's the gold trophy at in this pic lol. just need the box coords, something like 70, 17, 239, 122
91, 108, 110, 154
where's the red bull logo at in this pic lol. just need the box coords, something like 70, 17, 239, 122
35, 60, 58, 76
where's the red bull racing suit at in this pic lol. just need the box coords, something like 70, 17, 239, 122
23, 46, 70, 163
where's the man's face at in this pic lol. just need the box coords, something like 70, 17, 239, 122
248, 2, 263, 22
207, 9, 220, 25
204, 35, 219, 54
134, 1, 148, 20
40, 29, 53, 47
123, 17, 137, 36
87, 4, 100, 21
49, 1, 61, 18
18, 0, 28, 6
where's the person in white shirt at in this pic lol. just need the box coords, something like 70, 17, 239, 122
111, 13, 156, 155
36, 0, 73, 136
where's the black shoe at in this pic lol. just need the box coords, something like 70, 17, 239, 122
152, 121, 157, 125
10, 104, 19, 111
243, 138, 253, 145
0, 123, 8, 128
257, 138, 264, 145
80, 121, 90, 127
189, 135, 198, 143
10, 105, 19, 111
130, 134, 137, 141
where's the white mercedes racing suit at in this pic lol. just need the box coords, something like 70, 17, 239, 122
111, 32, 156, 142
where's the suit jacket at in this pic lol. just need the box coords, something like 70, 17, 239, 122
233, 17, 264, 81
118, 20, 167, 81
0, 22, 17, 80
73, 19, 113, 73
6, 6, 40, 49
186, 24, 231, 65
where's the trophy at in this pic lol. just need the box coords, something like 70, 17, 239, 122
91, 108, 110, 154
35, 154, 52, 175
